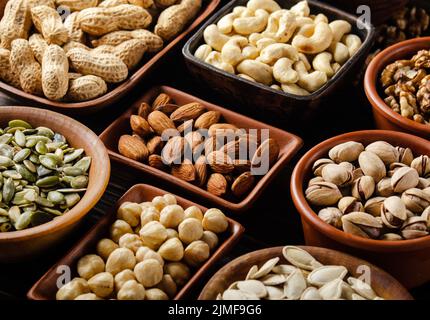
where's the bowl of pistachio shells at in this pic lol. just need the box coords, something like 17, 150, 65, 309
291, 130, 430, 288
199, 246, 412, 300
0, 107, 110, 262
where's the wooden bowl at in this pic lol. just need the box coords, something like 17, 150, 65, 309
0, 0, 220, 114
0, 106, 110, 262
290, 130, 430, 289
183, 0, 375, 126
99, 85, 303, 213
199, 246, 413, 300
27, 183, 244, 300
365, 37, 430, 138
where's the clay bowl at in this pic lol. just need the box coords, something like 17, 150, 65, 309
0, 107, 110, 262
99, 85, 303, 213
199, 246, 413, 300
27, 183, 245, 300
183, 0, 375, 126
0, 0, 220, 115
291, 130, 430, 289
365, 37, 430, 139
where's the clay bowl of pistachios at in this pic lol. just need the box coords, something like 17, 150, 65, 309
291, 130, 430, 289
364, 37, 430, 138
0, 107, 110, 262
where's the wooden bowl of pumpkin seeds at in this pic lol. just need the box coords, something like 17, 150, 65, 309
199, 246, 412, 300
0, 107, 110, 262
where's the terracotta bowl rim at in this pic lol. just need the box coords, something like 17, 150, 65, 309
364, 36, 430, 134
290, 129, 430, 252
199, 245, 413, 300
0, 106, 110, 241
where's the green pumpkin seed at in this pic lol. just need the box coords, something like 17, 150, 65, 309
29, 153, 40, 164
0, 155, 13, 167
56, 188, 87, 193
46, 142, 64, 152
13, 190, 34, 205
0, 134, 13, 144
64, 193, 80, 208
13, 148, 31, 163
71, 175, 88, 189
37, 165, 52, 177
14, 211, 32, 230
39, 154, 59, 170
47, 191, 65, 204
2, 178, 15, 203
35, 141, 48, 155
31, 211, 53, 226
9, 120, 32, 129
15, 164, 36, 182
0, 208, 8, 216
3, 170, 21, 179
35, 196, 54, 208
0, 216, 9, 224
64, 149, 84, 163
14, 130, 26, 147
8, 206, 20, 224
55, 148, 64, 161
36, 176, 60, 188
41, 207, 63, 216
62, 167, 84, 176
0, 143, 14, 158
23, 160, 37, 173
53, 133, 66, 143
36, 127, 54, 138
74, 156, 91, 173
0, 222, 12, 232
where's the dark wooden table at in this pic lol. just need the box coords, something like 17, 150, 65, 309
0, 3, 429, 300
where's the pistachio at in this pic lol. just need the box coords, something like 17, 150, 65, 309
351, 176, 375, 201
328, 142, 364, 163
318, 208, 343, 228
358, 151, 386, 183
396, 147, 414, 166
312, 158, 334, 176
401, 188, 430, 214
391, 167, 419, 193
305, 182, 342, 206
380, 233, 403, 241
365, 141, 398, 165
421, 207, 430, 228
381, 196, 407, 229
411, 155, 430, 177
364, 197, 386, 217
376, 177, 394, 197
338, 197, 363, 214
321, 164, 352, 186
401, 216, 429, 239
341, 212, 383, 239
418, 178, 430, 189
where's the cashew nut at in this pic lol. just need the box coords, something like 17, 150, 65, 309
273, 58, 299, 84
242, 45, 259, 59
331, 42, 349, 64
233, 9, 269, 35
292, 22, 333, 54
332, 62, 341, 74
329, 20, 351, 45
298, 52, 311, 71
247, 0, 280, 13
236, 59, 272, 85
295, 16, 314, 28
248, 33, 264, 46
312, 52, 334, 77
194, 44, 212, 61
296, 23, 315, 37
313, 13, 328, 24
290, 0, 310, 17
258, 43, 299, 65
205, 51, 234, 74
262, 10, 297, 43
221, 36, 248, 66
238, 73, 256, 82
203, 24, 230, 51
294, 60, 327, 92
342, 34, 362, 56
271, 84, 281, 90
256, 37, 276, 51
217, 7, 247, 34
281, 83, 309, 95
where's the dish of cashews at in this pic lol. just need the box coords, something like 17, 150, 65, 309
195, 0, 363, 96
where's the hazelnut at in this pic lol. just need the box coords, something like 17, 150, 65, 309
178, 218, 203, 244
166, 228, 179, 239
184, 240, 210, 267
163, 194, 177, 205
74, 293, 102, 300
56, 278, 90, 300
140, 206, 160, 227
114, 269, 136, 292
156, 274, 177, 298
184, 206, 203, 221
200, 230, 219, 251
160, 205, 185, 228
96, 238, 119, 261
134, 259, 163, 287
105, 248, 136, 275
202, 208, 228, 233
145, 288, 169, 300
158, 238, 184, 261
152, 196, 167, 211
117, 202, 142, 227
164, 262, 190, 286
110, 219, 133, 243
117, 280, 146, 300
139, 221, 167, 249
118, 233, 143, 253
135, 246, 164, 266
88, 272, 114, 298
77, 254, 105, 280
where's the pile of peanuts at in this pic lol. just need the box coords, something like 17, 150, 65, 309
0, 0, 201, 102
194, 0, 362, 95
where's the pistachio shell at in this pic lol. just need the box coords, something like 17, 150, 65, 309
305, 182, 342, 206
358, 151, 386, 183
391, 167, 419, 193
351, 176, 375, 201
341, 212, 383, 238
328, 142, 364, 163
364, 197, 386, 216
401, 188, 430, 214
321, 164, 351, 186
318, 207, 343, 228
338, 197, 364, 214
365, 141, 398, 165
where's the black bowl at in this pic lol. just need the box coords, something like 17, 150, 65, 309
183, 0, 375, 127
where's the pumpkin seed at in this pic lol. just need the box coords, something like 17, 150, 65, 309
53, 133, 66, 143
64, 193, 80, 208
3, 170, 21, 179
15, 164, 36, 182
46, 142, 64, 152
63, 167, 84, 176
23, 129, 37, 135
36, 127, 54, 138
36, 176, 60, 188
0, 155, 13, 167
0, 144, 14, 158
0, 216, 9, 224
37, 165, 53, 177
23, 160, 37, 173
30, 211, 53, 226
0, 134, 13, 144
29, 153, 40, 164
41, 207, 63, 216
0, 223, 12, 232
8, 206, 21, 224
71, 176, 88, 189
14, 130, 26, 147
64, 149, 84, 163
39, 154, 59, 170
9, 120, 32, 129
56, 188, 87, 193
2, 178, 15, 203
74, 157, 91, 172
14, 211, 32, 230
47, 191, 65, 204
35, 141, 47, 154
13, 148, 31, 163
0, 208, 8, 216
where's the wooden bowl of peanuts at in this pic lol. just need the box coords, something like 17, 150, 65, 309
199, 246, 413, 300
27, 183, 244, 300
183, 0, 375, 126
0, 0, 220, 114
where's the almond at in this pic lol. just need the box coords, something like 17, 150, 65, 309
170, 102, 206, 122
171, 159, 195, 182
148, 111, 176, 135
154, 103, 179, 115
204, 136, 222, 155
208, 123, 240, 139
177, 119, 193, 135
251, 138, 280, 169
148, 154, 168, 171
118, 134, 149, 161
194, 111, 221, 130
147, 136, 164, 154
185, 131, 203, 151
130, 115, 152, 137
161, 136, 185, 165
137, 102, 152, 119
207, 173, 227, 196
152, 93, 172, 108
207, 151, 234, 174
220, 140, 240, 159
195, 155, 208, 187
231, 171, 255, 197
